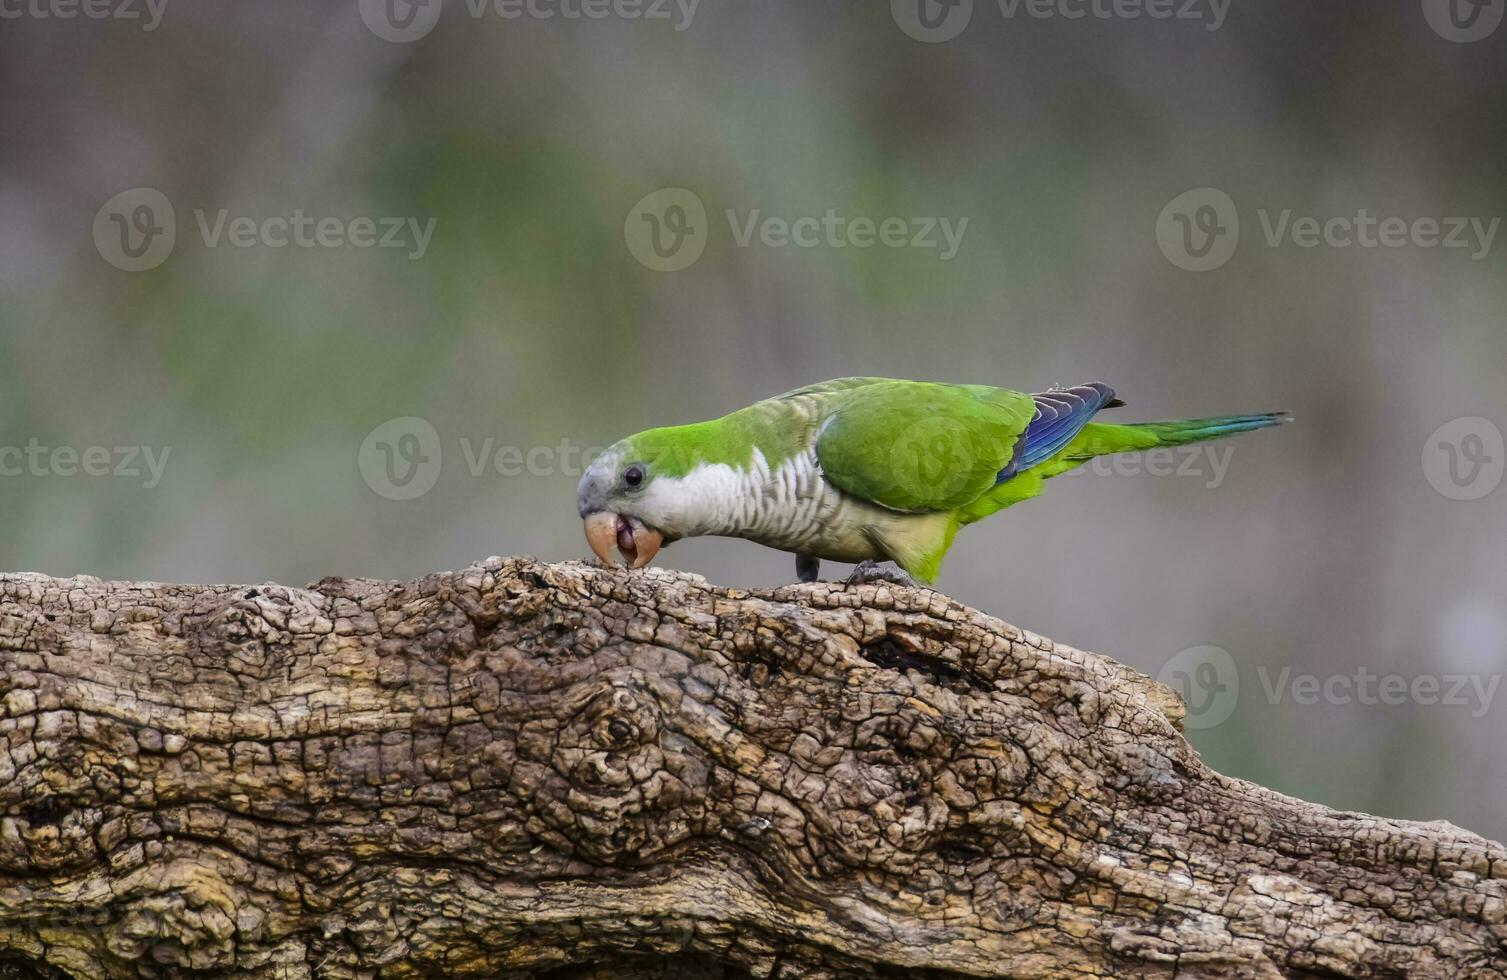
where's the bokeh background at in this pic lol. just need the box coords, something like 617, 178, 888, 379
3, 1, 1505, 838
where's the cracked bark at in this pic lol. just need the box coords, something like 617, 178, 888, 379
0, 558, 1503, 979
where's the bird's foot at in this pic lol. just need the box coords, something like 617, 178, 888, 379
845, 560, 921, 589
795, 554, 821, 584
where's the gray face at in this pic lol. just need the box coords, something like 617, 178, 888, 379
575, 447, 634, 519
575, 446, 665, 569
575, 454, 614, 519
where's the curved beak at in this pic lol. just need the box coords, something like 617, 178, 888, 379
582, 512, 662, 569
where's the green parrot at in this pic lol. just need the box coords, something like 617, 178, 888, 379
577, 378, 1289, 586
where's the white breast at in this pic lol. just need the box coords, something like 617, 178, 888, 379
647, 447, 898, 561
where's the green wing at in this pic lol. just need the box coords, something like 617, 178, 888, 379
775, 376, 894, 399
815, 381, 1036, 512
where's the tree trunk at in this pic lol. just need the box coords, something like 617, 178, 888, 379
0, 558, 1503, 979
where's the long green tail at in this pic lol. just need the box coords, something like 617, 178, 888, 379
1060, 412, 1293, 463
956, 411, 1291, 525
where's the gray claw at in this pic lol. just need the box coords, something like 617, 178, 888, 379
796, 554, 821, 584
845, 560, 921, 589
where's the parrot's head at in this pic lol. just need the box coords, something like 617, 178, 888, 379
576, 428, 692, 570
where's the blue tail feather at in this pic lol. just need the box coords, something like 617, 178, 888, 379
1129, 412, 1292, 445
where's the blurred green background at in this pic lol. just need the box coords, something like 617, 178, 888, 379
2, 1, 1505, 839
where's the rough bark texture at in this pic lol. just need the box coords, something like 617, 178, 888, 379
0, 557, 1503, 979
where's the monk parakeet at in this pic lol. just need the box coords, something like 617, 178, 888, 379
577, 378, 1289, 586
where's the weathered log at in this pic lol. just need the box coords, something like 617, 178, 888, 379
0, 557, 1503, 979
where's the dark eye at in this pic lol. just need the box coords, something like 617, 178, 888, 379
623, 465, 644, 488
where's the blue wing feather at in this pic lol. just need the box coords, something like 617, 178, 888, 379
997, 382, 1119, 481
